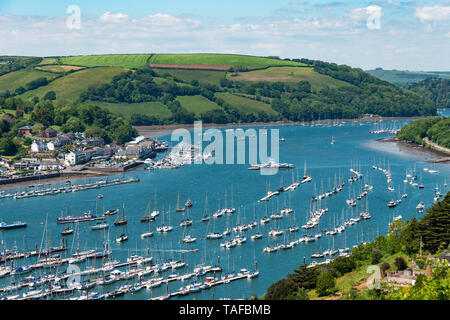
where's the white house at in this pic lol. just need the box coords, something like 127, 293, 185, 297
64, 151, 87, 166
31, 140, 49, 153
47, 136, 72, 151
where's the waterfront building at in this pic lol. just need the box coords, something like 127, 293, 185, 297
65, 151, 87, 166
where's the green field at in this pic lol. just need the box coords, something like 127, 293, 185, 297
215, 92, 277, 115
366, 69, 450, 86
20, 67, 128, 101
38, 57, 61, 65
93, 101, 172, 119
60, 54, 151, 69
149, 54, 304, 68
35, 65, 85, 73
0, 69, 59, 93
155, 69, 226, 85
175, 95, 222, 116
228, 66, 351, 89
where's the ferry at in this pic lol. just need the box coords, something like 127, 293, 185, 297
0, 221, 27, 230
56, 212, 100, 224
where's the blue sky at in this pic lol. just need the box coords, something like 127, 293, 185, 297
0, 0, 449, 70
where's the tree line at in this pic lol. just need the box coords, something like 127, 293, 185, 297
397, 117, 450, 149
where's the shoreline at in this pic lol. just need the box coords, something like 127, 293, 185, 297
0, 165, 143, 190
376, 137, 450, 163
135, 115, 428, 139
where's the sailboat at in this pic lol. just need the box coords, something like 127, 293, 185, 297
114, 204, 127, 226
175, 191, 185, 212
156, 206, 173, 233
201, 195, 211, 222
141, 215, 154, 239
141, 195, 155, 222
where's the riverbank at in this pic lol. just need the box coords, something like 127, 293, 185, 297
135, 116, 429, 139
0, 163, 144, 190
377, 137, 450, 163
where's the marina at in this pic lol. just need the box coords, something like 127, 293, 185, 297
0, 117, 449, 300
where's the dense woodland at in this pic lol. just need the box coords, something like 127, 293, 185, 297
408, 78, 449, 109
397, 117, 450, 149
264, 192, 450, 300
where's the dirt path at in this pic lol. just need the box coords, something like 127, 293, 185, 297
423, 137, 450, 156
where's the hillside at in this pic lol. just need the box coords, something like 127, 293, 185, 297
407, 78, 449, 109
148, 53, 304, 69
397, 117, 450, 149
0, 53, 438, 128
19, 67, 128, 101
366, 68, 450, 87
60, 54, 151, 69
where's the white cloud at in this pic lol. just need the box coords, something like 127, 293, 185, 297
145, 13, 201, 28
414, 6, 450, 22
99, 12, 129, 23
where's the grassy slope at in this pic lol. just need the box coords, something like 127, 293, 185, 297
0, 69, 59, 93
228, 66, 351, 89
366, 69, 450, 86
60, 54, 151, 69
94, 101, 171, 119
215, 92, 277, 115
19, 67, 128, 101
175, 95, 222, 116
38, 57, 60, 65
35, 65, 85, 73
150, 54, 304, 68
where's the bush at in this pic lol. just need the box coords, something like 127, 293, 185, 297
394, 257, 408, 271
371, 249, 382, 264
380, 262, 390, 276
316, 271, 336, 297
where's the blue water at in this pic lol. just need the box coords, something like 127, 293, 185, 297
0, 117, 449, 300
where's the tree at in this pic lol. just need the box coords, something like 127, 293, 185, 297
316, 271, 336, 296
31, 107, 54, 127
371, 249, 382, 264
43, 91, 56, 101
265, 278, 298, 300
380, 262, 390, 277
62, 117, 85, 133
0, 137, 17, 156
394, 257, 407, 271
